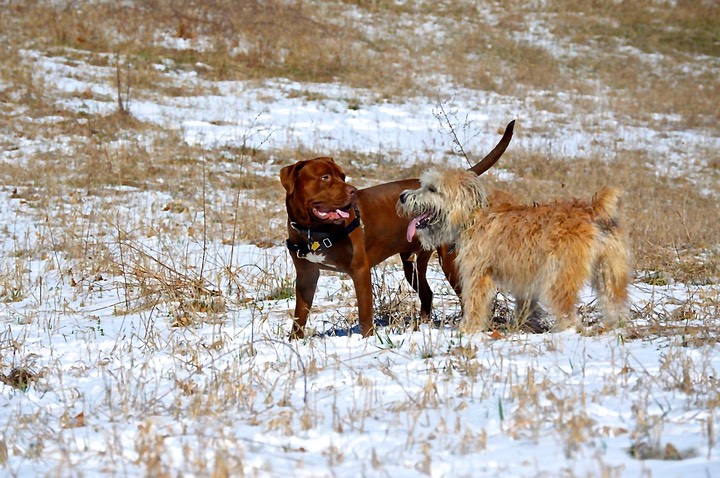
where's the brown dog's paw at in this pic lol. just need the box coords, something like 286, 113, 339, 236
288, 327, 305, 341
360, 326, 376, 338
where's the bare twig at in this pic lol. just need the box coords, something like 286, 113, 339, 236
115, 52, 131, 115
433, 98, 472, 167
199, 156, 208, 283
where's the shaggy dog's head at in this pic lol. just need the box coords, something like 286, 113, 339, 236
397, 167, 487, 250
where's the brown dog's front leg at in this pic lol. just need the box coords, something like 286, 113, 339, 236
290, 264, 320, 340
400, 251, 434, 328
350, 264, 374, 338
414, 250, 434, 321
437, 245, 463, 299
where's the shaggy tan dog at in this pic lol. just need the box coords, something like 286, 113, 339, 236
397, 167, 632, 332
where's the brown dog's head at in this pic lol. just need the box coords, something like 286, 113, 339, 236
280, 157, 358, 226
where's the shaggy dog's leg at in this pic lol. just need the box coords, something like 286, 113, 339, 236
592, 235, 632, 327
461, 272, 495, 333
547, 269, 585, 332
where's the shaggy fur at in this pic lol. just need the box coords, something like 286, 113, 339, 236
397, 167, 632, 332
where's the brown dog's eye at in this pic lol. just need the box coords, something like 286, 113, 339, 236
320, 175, 330, 181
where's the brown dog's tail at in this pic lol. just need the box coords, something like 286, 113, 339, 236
468, 120, 515, 176
591, 187, 623, 231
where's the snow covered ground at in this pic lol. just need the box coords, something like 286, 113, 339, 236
1, 16, 719, 478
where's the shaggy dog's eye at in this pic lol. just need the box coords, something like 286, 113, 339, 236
428, 186, 437, 193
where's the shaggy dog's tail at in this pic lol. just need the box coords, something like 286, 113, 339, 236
590, 187, 632, 326
591, 187, 623, 230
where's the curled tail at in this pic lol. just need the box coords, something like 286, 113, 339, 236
591, 187, 632, 327
592, 187, 623, 231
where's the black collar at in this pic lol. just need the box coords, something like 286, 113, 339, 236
286, 204, 363, 258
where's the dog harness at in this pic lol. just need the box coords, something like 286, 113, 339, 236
286, 204, 363, 259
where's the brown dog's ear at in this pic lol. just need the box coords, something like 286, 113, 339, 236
280, 161, 306, 194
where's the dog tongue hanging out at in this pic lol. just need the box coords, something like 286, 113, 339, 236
406, 211, 432, 242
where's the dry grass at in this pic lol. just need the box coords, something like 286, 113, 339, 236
0, 0, 717, 327
0, 1, 719, 475
3, 1, 715, 107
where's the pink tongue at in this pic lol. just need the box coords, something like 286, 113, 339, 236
327, 208, 350, 221
407, 216, 420, 242
315, 208, 351, 221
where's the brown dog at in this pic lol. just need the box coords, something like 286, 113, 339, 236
280, 121, 515, 338
398, 167, 632, 332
